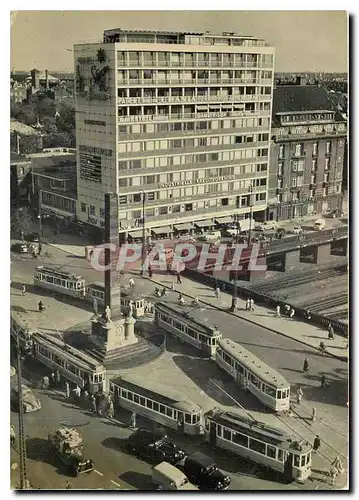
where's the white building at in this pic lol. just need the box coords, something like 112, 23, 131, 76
74, 29, 275, 241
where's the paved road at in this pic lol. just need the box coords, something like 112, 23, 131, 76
10, 245, 348, 489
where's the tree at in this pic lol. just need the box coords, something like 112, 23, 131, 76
11, 207, 32, 237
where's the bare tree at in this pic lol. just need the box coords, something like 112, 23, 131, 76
11, 207, 32, 239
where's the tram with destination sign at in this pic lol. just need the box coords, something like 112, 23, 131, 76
216, 338, 290, 412
154, 295, 222, 357
33, 266, 86, 299
204, 408, 312, 483
32, 332, 106, 393
110, 374, 203, 435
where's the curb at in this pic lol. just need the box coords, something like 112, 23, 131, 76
146, 276, 348, 363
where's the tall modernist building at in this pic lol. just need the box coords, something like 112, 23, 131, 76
267, 80, 347, 221
74, 29, 275, 241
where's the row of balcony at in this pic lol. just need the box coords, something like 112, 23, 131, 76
117, 78, 272, 86
117, 109, 270, 123
121, 61, 272, 69
117, 94, 271, 105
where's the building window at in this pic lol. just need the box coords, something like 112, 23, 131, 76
294, 143, 304, 157
277, 179, 283, 189
89, 205, 96, 216
310, 174, 317, 184
119, 178, 127, 187
325, 158, 330, 170
278, 145, 284, 159
80, 203, 86, 213
326, 141, 332, 154
292, 177, 297, 187
313, 142, 318, 156
312, 159, 318, 171
133, 193, 142, 203
324, 172, 329, 182
323, 187, 328, 197
99, 208, 105, 218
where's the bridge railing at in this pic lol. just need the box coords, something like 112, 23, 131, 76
183, 268, 348, 338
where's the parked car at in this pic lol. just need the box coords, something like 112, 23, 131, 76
314, 218, 326, 231
254, 221, 279, 231
152, 462, 199, 491
126, 429, 186, 465
11, 385, 41, 413
197, 231, 221, 242
291, 226, 303, 235
180, 452, 231, 491
11, 242, 28, 254
24, 233, 40, 243
327, 209, 344, 218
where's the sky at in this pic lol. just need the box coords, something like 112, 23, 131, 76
10, 10, 348, 73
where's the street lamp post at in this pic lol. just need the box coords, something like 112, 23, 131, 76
230, 214, 240, 312
140, 191, 146, 276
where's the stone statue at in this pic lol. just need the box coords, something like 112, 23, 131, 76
128, 300, 134, 317
105, 305, 112, 322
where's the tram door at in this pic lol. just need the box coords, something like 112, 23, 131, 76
209, 421, 217, 448
284, 452, 293, 482
177, 412, 184, 434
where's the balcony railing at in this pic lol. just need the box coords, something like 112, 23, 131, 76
117, 109, 270, 123
117, 94, 269, 105
118, 77, 271, 86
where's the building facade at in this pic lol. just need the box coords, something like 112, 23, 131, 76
74, 29, 275, 240
267, 84, 347, 221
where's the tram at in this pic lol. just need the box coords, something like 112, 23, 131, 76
33, 266, 86, 299
204, 408, 312, 483
216, 338, 290, 412
110, 374, 203, 435
155, 295, 222, 357
32, 332, 106, 393
85, 283, 146, 317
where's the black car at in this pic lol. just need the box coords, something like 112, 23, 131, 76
24, 233, 40, 243
180, 452, 231, 491
126, 429, 186, 465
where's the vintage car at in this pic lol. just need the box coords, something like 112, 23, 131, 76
127, 429, 186, 465
179, 452, 231, 491
11, 384, 41, 413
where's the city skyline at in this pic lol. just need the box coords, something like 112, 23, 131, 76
11, 10, 347, 73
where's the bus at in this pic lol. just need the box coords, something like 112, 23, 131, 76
110, 374, 203, 435
204, 408, 312, 483
155, 294, 222, 356
33, 266, 86, 299
216, 338, 290, 412
32, 332, 106, 393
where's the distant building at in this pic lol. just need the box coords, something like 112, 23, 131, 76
30, 149, 77, 227
10, 152, 32, 207
10, 80, 28, 103
267, 83, 347, 221
10, 119, 43, 154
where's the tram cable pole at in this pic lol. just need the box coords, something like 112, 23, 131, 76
14, 325, 29, 490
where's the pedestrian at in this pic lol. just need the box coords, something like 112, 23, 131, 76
161, 287, 166, 297
93, 298, 98, 315
91, 395, 97, 414
305, 310, 312, 321
56, 370, 61, 386
321, 372, 327, 388
42, 375, 49, 390
108, 399, 114, 419
130, 412, 137, 429
171, 281, 175, 291
311, 407, 317, 422
296, 386, 303, 404
129, 277, 135, 288
328, 323, 334, 340
22, 284, 26, 296
313, 435, 321, 453
275, 304, 281, 318
284, 304, 290, 317
303, 357, 309, 372
75, 384, 81, 399
192, 296, 199, 306
250, 298, 255, 311
38, 301, 44, 312
65, 381, 70, 399
289, 307, 295, 319
51, 372, 56, 387
179, 294, 185, 305
148, 265, 153, 278
245, 298, 250, 311
221, 283, 226, 293
65, 481, 72, 490
176, 272, 182, 284
89, 250, 94, 260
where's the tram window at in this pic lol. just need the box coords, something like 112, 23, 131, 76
53, 355, 62, 366
146, 399, 153, 409
278, 449, 284, 461
127, 392, 133, 401
266, 386, 276, 397
249, 438, 266, 455
133, 394, 140, 404
277, 390, 282, 399
306, 453, 311, 464
293, 455, 300, 467
159, 404, 166, 415
301, 455, 306, 467
93, 374, 98, 383
153, 402, 159, 412
188, 328, 196, 338
68, 282, 73, 289
121, 389, 128, 398
211, 338, 217, 345
266, 445, 277, 459
98, 373, 104, 382
67, 363, 77, 374
250, 375, 260, 388
185, 414, 192, 424
140, 396, 146, 406
193, 413, 200, 424
61, 280, 66, 287
166, 407, 173, 418
235, 362, 244, 373
222, 352, 232, 365
223, 428, 232, 441
46, 276, 54, 284
232, 432, 248, 448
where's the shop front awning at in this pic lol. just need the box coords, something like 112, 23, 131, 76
215, 216, 233, 225
173, 223, 193, 232
194, 219, 213, 228
128, 230, 143, 239
151, 226, 173, 235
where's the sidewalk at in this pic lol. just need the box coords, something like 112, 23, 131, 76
130, 270, 348, 362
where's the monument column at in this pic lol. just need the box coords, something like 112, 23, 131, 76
104, 193, 122, 318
